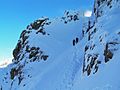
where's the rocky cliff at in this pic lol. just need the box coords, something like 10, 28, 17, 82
0, 0, 120, 90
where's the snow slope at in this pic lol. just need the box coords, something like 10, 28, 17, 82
0, 0, 120, 90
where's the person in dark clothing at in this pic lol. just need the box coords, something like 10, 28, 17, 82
73, 39, 75, 46
76, 37, 79, 44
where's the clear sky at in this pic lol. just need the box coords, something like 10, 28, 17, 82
0, 0, 94, 61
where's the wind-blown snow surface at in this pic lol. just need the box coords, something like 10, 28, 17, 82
0, 0, 120, 90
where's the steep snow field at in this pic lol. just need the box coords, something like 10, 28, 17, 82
0, 0, 120, 90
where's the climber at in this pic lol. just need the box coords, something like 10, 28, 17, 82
73, 39, 75, 46
76, 37, 79, 44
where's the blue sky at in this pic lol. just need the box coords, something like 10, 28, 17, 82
0, 0, 94, 61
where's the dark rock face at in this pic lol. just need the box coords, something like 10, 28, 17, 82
104, 41, 120, 63
11, 17, 50, 86
82, 27, 120, 76
26, 46, 49, 62
61, 11, 79, 24
28, 18, 51, 35
13, 41, 22, 60
41, 55, 49, 61
93, 0, 118, 19
81, 0, 120, 76
83, 53, 101, 76
13, 29, 31, 61
12, 18, 50, 63
104, 43, 113, 63
31, 19, 46, 30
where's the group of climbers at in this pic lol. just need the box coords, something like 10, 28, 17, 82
72, 37, 79, 46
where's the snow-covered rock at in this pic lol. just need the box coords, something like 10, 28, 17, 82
0, 0, 120, 90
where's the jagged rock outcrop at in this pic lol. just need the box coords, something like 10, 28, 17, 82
0, 0, 120, 90
82, 0, 120, 76
0, 10, 81, 90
